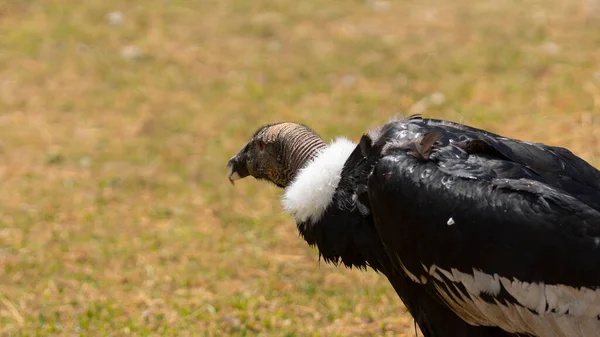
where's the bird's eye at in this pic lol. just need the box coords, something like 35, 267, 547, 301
258, 141, 264, 151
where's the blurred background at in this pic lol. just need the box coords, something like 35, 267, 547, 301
1, 0, 599, 335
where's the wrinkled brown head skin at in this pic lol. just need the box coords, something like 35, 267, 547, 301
227, 122, 326, 188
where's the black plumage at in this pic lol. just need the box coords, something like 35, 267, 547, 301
365, 117, 600, 288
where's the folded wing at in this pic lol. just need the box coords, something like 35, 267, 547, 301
363, 119, 600, 336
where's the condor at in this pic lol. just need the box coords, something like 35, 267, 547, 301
227, 115, 600, 337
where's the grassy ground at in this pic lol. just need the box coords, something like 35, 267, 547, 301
0, 0, 599, 335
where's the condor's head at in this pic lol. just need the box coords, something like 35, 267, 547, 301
226, 122, 328, 188
227, 122, 358, 224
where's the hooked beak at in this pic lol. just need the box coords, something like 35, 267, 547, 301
226, 153, 250, 185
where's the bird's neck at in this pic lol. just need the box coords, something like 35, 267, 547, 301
279, 132, 328, 187
281, 138, 358, 223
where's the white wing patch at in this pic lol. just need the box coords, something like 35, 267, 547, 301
282, 137, 356, 224
418, 264, 600, 336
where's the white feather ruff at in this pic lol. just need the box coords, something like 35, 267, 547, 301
281, 137, 357, 224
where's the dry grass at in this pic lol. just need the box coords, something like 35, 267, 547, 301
0, 0, 599, 335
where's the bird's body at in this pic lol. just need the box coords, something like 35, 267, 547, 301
227, 115, 600, 336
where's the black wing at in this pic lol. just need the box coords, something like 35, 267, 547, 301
362, 119, 600, 335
